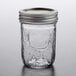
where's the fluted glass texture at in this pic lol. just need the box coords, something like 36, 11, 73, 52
21, 24, 56, 68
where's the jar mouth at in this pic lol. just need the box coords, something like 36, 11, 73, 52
19, 7, 58, 25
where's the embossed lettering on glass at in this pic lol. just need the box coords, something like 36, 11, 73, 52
19, 8, 58, 69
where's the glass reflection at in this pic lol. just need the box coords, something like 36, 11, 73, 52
21, 65, 55, 76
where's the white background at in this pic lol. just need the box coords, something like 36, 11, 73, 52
0, 0, 76, 76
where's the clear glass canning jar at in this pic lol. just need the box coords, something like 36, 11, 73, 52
19, 8, 58, 69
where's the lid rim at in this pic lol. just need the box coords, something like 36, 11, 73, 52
19, 7, 58, 24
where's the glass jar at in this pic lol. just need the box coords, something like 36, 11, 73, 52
19, 8, 58, 69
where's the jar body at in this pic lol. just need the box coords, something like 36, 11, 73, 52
21, 23, 56, 68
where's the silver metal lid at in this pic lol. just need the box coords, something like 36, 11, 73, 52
19, 8, 58, 25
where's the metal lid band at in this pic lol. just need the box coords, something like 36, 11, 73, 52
19, 8, 58, 25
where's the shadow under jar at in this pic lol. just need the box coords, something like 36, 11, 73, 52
19, 8, 58, 69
